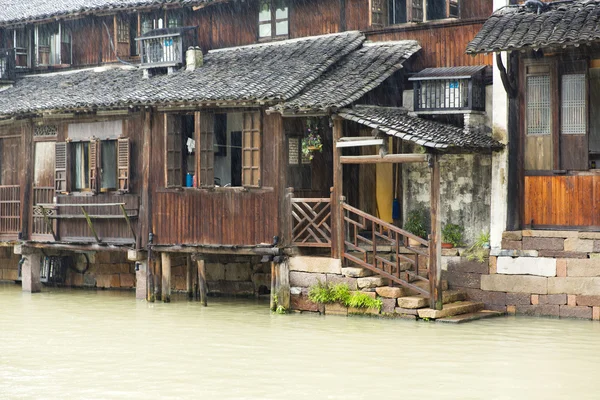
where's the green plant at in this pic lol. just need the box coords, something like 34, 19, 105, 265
442, 223, 464, 247
346, 292, 382, 311
465, 231, 491, 263
307, 281, 382, 311
308, 280, 331, 304
301, 118, 323, 160
404, 208, 428, 239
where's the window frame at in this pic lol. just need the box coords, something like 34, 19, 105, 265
34, 22, 72, 67
371, 0, 458, 27
258, 0, 290, 42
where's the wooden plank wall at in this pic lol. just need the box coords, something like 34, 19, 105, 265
345, 0, 370, 31
290, 0, 340, 38
366, 22, 492, 69
69, 18, 101, 66
459, 0, 493, 20
524, 175, 600, 227
152, 111, 282, 246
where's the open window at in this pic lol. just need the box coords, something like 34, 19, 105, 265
197, 111, 262, 188
258, 0, 289, 41
13, 28, 31, 68
35, 22, 72, 66
371, 0, 457, 27
165, 114, 195, 187
55, 120, 130, 194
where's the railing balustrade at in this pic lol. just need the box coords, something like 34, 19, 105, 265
0, 185, 20, 235
291, 198, 332, 247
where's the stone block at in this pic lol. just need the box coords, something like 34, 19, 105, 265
324, 303, 348, 316
594, 241, 600, 253
507, 305, 516, 315
538, 251, 588, 259
348, 306, 380, 315
3, 268, 17, 281
120, 273, 135, 288
446, 258, 489, 274
441, 256, 460, 271
251, 273, 271, 290
375, 286, 406, 298
341, 267, 373, 278
96, 275, 112, 288
326, 274, 358, 290
594, 307, 600, 321
290, 295, 319, 312
501, 240, 522, 250
548, 277, 600, 296
397, 296, 428, 309
556, 259, 567, 277
207, 281, 255, 296
538, 294, 567, 305
515, 305, 560, 317
568, 294, 577, 306
83, 274, 96, 287
225, 263, 252, 281
380, 298, 396, 314
531, 294, 539, 305
173, 275, 186, 291
484, 304, 507, 313
566, 259, 600, 277
502, 231, 523, 241
443, 271, 481, 289
576, 295, 600, 307
481, 274, 548, 294
394, 307, 419, 316
580, 232, 600, 240
490, 249, 539, 257
70, 273, 84, 287
489, 256, 497, 274
522, 237, 564, 251
95, 251, 111, 264
496, 257, 556, 277
523, 230, 577, 238
418, 301, 483, 319
290, 272, 325, 288
289, 256, 342, 274
564, 238, 594, 253
205, 263, 225, 281
351, 291, 376, 299
462, 288, 507, 306
357, 276, 389, 289
559, 305, 592, 319
506, 292, 532, 305
290, 287, 302, 295
441, 249, 459, 257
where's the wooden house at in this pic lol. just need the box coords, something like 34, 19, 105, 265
0, 0, 500, 311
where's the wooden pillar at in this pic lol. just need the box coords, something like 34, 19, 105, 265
197, 258, 207, 307
428, 153, 443, 310
139, 107, 153, 249
332, 116, 344, 259
270, 261, 277, 311
270, 260, 290, 312
186, 255, 193, 299
161, 252, 171, 303
21, 252, 41, 293
153, 256, 161, 302
20, 120, 34, 240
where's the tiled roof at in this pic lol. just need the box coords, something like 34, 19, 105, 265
273, 40, 421, 114
0, 31, 365, 116
467, 0, 600, 54
409, 65, 487, 80
337, 105, 503, 151
0, 0, 213, 26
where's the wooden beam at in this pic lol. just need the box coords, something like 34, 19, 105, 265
336, 138, 385, 148
139, 108, 152, 250
151, 244, 280, 256
428, 154, 443, 310
161, 252, 171, 303
81, 206, 101, 244
20, 121, 34, 240
332, 116, 344, 259
186, 255, 193, 299
340, 154, 428, 164
197, 259, 207, 307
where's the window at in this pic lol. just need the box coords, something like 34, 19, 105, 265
259, 0, 289, 40
524, 59, 589, 171
35, 22, 71, 66
197, 111, 262, 188
141, 11, 164, 35
165, 114, 195, 187
13, 28, 30, 68
287, 136, 312, 190
117, 16, 130, 43
55, 121, 130, 193
167, 11, 184, 29
371, 0, 456, 27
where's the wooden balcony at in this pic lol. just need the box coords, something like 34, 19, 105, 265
135, 27, 198, 69
0, 48, 16, 81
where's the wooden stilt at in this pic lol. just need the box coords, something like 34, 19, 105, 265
153, 258, 161, 302
277, 260, 291, 311
197, 259, 207, 307
161, 252, 171, 303
270, 261, 278, 311
428, 153, 443, 310
186, 255, 193, 299
147, 262, 155, 303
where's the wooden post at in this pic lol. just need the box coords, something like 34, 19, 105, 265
139, 107, 153, 249
270, 260, 290, 312
20, 120, 34, 240
332, 116, 344, 259
197, 258, 207, 307
161, 252, 171, 303
428, 153, 443, 310
153, 257, 161, 302
270, 261, 278, 311
186, 255, 193, 299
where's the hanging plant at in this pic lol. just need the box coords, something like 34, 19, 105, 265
301, 118, 323, 160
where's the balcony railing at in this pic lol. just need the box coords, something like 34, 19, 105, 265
0, 48, 16, 81
135, 27, 198, 69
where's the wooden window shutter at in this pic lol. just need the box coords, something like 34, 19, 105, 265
242, 111, 261, 187
89, 139, 100, 194
197, 111, 215, 187
54, 142, 68, 193
371, 0, 386, 27
408, 0, 423, 22
117, 137, 131, 192
165, 114, 183, 187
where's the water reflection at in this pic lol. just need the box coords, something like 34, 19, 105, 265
1, 283, 599, 400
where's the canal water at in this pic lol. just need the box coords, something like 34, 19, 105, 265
1, 283, 599, 400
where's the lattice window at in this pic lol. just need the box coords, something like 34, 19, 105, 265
117, 17, 130, 43
371, 0, 386, 27
242, 112, 261, 187
198, 112, 215, 187
34, 125, 58, 137
527, 75, 551, 136
561, 74, 586, 135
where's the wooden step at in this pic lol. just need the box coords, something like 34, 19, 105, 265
436, 310, 504, 324
417, 301, 484, 319
396, 289, 466, 309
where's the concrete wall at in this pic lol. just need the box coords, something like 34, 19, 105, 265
402, 151, 492, 244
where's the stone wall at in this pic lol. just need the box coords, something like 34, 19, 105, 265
0, 247, 20, 282
204, 259, 271, 296
403, 152, 492, 244
444, 230, 600, 320
64, 251, 136, 290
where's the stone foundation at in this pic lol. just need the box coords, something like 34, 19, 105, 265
0, 247, 20, 282
444, 230, 600, 321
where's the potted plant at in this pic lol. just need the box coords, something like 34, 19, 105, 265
442, 223, 464, 248
301, 118, 323, 160
404, 208, 427, 247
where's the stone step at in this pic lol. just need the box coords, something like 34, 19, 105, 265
436, 310, 505, 324
417, 301, 484, 320
341, 266, 373, 278
404, 279, 448, 296
396, 289, 466, 309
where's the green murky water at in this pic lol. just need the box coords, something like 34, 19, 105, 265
1, 283, 599, 400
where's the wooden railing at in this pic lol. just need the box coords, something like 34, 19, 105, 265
32, 187, 55, 237
0, 185, 20, 235
135, 27, 198, 69
291, 197, 332, 247
342, 203, 430, 297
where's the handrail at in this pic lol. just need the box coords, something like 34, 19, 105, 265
342, 203, 428, 246
291, 197, 332, 248
37, 203, 126, 207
